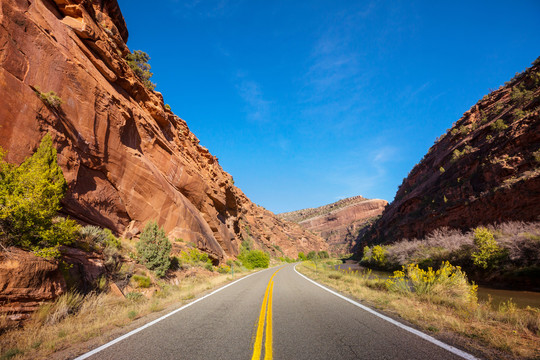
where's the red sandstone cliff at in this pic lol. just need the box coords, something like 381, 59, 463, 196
280, 196, 387, 253
0, 0, 327, 262
358, 60, 540, 249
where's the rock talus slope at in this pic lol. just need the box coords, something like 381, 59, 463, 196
0, 0, 326, 262
280, 196, 387, 252
359, 60, 540, 249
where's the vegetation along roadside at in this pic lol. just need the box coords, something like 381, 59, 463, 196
296, 260, 540, 360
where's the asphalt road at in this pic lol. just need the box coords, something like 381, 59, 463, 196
76, 264, 474, 360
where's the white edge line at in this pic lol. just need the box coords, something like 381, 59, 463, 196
75, 268, 271, 360
293, 264, 478, 360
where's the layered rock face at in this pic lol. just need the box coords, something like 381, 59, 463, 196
359, 61, 540, 249
280, 196, 387, 253
0, 247, 105, 321
0, 0, 326, 262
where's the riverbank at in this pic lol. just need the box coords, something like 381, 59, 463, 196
336, 261, 540, 309
298, 260, 540, 360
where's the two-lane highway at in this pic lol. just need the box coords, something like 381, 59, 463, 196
76, 264, 476, 360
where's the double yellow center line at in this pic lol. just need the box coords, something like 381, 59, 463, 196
251, 267, 282, 360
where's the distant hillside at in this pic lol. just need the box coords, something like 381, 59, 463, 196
279, 196, 387, 253
358, 58, 540, 250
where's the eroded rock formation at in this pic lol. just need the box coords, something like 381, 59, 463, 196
358, 60, 540, 250
0, 0, 327, 264
280, 196, 387, 253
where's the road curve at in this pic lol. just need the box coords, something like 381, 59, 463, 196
75, 264, 474, 360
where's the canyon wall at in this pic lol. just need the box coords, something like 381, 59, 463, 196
280, 196, 387, 253
0, 0, 327, 262
358, 60, 540, 250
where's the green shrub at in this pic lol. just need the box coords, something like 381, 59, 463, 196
239, 250, 270, 269
372, 245, 387, 266
136, 222, 171, 277
490, 119, 508, 132
511, 86, 533, 104
361, 245, 387, 267
217, 264, 231, 274
385, 262, 477, 303
127, 310, 138, 320
0, 134, 79, 256
458, 126, 469, 136
36, 89, 62, 109
297, 252, 307, 261
306, 251, 317, 260
179, 248, 212, 266
451, 145, 472, 162
318, 250, 329, 259
471, 227, 504, 269
80, 225, 120, 249
164, 104, 171, 111
126, 50, 156, 90
125, 292, 143, 302
533, 149, 540, 164
131, 274, 151, 288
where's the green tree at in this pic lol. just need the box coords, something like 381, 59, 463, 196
136, 221, 172, 277
126, 50, 156, 90
297, 252, 307, 261
306, 251, 318, 260
0, 134, 79, 256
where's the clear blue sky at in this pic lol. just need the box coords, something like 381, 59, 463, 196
117, 0, 540, 214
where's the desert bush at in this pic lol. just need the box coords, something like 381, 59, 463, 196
306, 251, 317, 260
179, 248, 213, 267
451, 145, 472, 162
36, 89, 62, 108
34, 292, 84, 325
217, 264, 231, 274
361, 245, 388, 268
0, 134, 79, 257
131, 274, 151, 288
126, 50, 156, 90
386, 262, 477, 303
297, 252, 307, 261
490, 119, 508, 132
239, 250, 269, 269
318, 250, 330, 259
80, 226, 120, 249
136, 222, 171, 277
472, 227, 505, 269
125, 292, 143, 302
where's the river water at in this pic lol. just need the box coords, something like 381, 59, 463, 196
335, 262, 540, 309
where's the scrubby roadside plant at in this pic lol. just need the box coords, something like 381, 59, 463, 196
297, 252, 307, 261
240, 250, 269, 269
385, 261, 477, 304
136, 222, 171, 277
361, 245, 388, 268
318, 250, 329, 259
0, 134, 79, 257
126, 50, 156, 90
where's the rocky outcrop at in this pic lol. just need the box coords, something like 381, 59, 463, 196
0, 247, 105, 321
280, 196, 387, 253
0, 0, 327, 262
359, 60, 540, 249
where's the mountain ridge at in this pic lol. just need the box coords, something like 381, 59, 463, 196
357, 58, 540, 250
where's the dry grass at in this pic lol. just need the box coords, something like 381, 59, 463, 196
298, 261, 540, 360
0, 268, 255, 360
